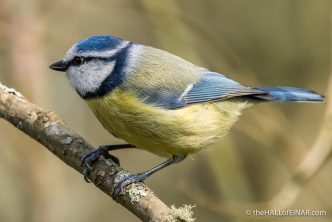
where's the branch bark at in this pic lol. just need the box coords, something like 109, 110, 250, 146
0, 81, 178, 222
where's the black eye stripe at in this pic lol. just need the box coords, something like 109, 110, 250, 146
70, 42, 133, 67
93, 57, 117, 62
70, 56, 116, 66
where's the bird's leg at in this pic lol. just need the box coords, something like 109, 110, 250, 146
113, 155, 186, 196
82, 144, 135, 182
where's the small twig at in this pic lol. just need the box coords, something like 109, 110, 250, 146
0, 82, 179, 222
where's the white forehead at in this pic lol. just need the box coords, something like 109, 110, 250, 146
63, 40, 131, 62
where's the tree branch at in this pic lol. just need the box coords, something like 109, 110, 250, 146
0, 81, 179, 222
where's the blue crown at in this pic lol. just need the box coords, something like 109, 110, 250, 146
75, 35, 123, 53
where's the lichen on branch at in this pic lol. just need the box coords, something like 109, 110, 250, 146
0, 81, 185, 222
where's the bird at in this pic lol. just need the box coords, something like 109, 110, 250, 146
50, 35, 324, 194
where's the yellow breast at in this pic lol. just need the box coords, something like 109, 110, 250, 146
86, 88, 249, 157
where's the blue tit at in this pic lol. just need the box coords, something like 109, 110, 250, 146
50, 35, 324, 193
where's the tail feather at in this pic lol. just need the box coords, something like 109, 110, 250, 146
253, 86, 325, 102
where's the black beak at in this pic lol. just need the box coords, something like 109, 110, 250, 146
49, 60, 67, 72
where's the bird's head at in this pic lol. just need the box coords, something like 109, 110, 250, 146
50, 35, 133, 98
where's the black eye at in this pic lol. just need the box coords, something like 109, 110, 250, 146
71, 56, 85, 66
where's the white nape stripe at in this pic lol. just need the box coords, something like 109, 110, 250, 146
123, 44, 143, 75
64, 41, 131, 61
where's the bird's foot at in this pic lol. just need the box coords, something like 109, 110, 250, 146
81, 146, 120, 183
113, 172, 148, 196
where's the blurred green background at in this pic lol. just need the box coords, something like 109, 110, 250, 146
0, 0, 331, 221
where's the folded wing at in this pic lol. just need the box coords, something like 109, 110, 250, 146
183, 72, 266, 105
135, 71, 266, 109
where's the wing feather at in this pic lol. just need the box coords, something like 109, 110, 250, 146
134, 71, 267, 109
183, 72, 265, 105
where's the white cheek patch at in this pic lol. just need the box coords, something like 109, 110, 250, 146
67, 60, 116, 96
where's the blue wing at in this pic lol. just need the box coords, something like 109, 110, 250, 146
134, 71, 266, 109
183, 72, 265, 105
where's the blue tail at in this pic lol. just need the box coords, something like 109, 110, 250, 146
253, 86, 325, 102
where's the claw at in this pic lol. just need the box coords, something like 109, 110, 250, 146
112, 155, 186, 196
83, 169, 91, 183
81, 146, 119, 183
113, 173, 147, 196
